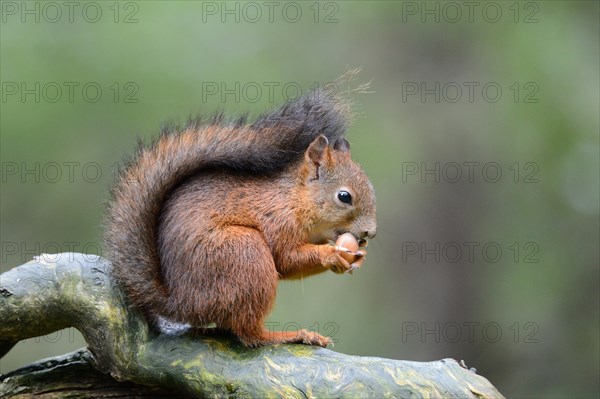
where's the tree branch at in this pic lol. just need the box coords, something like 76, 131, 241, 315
0, 349, 192, 398
0, 253, 504, 398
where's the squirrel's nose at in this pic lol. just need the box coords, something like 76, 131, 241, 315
365, 230, 377, 239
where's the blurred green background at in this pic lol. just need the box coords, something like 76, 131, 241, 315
1, 1, 598, 397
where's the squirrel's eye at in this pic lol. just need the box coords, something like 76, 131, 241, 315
337, 190, 352, 205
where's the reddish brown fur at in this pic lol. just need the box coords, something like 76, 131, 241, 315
104, 88, 376, 347
157, 134, 376, 346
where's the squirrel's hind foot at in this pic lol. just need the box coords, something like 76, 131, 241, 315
237, 328, 332, 348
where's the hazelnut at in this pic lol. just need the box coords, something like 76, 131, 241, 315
336, 233, 359, 263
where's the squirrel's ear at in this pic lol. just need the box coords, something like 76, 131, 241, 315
306, 135, 329, 165
305, 135, 329, 180
333, 138, 350, 153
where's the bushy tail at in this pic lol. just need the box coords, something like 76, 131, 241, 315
103, 87, 352, 319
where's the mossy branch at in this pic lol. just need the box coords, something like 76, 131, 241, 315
0, 253, 504, 398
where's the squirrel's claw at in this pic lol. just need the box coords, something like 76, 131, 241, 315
334, 245, 353, 254
323, 245, 367, 274
331, 253, 352, 274
348, 251, 367, 273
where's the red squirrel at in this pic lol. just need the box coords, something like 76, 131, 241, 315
104, 84, 377, 347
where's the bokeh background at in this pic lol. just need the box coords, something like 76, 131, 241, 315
1, 1, 598, 397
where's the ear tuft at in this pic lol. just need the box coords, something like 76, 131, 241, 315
333, 138, 350, 152
307, 135, 329, 165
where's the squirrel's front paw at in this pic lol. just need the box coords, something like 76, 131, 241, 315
321, 245, 366, 274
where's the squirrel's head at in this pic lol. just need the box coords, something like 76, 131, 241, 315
297, 135, 377, 245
